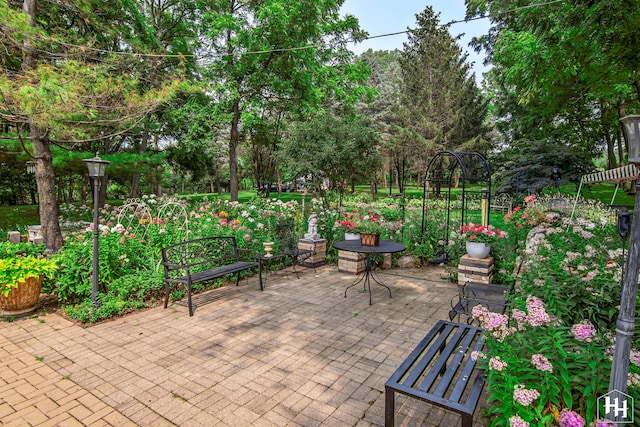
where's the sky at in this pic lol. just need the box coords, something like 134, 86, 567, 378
340, 0, 492, 84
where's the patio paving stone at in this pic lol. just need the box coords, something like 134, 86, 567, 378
0, 264, 492, 426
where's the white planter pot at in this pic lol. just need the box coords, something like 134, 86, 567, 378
345, 232, 360, 241
466, 241, 490, 259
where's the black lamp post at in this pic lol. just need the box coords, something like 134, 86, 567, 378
83, 153, 110, 307
609, 115, 640, 400
617, 207, 631, 291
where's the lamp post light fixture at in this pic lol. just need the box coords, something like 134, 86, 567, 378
26, 161, 35, 175
83, 153, 110, 307
609, 115, 640, 405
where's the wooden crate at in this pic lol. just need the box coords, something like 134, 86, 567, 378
298, 239, 326, 267
458, 255, 494, 285
338, 250, 366, 274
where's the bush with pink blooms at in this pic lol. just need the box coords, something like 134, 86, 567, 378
473, 198, 640, 425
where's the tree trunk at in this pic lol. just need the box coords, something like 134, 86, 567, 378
23, 0, 62, 253
80, 178, 87, 205
99, 175, 107, 207
31, 128, 63, 253
229, 98, 241, 201
68, 176, 74, 202
605, 128, 616, 169
215, 160, 222, 194
130, 118, 151, 198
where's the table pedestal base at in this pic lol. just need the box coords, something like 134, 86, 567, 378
344, 254, 392, 305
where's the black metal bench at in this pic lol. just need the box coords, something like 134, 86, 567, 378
449, 282, 510, 322
385, 320, 486, 427
161, 236, 260, 316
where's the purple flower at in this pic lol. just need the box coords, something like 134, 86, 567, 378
559, 409, 584, 427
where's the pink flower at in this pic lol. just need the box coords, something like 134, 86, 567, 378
559, 409, 584, 427
571, 320, 597, 342
509, 415, 530, 427
526, 296, 551, 326
513, 384, 540, 406
489, 356, 507, 371
471, 350, 486, 361
531, 354, 553, 372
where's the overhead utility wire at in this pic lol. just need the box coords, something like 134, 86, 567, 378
32, 0, 565, 60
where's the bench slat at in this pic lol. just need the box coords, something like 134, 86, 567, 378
427, 327, 477, 397
385, 320, 486, 427
394, 323, 455, 387
415, 327, 467, 394
168, 262, 258, 283
449, 334, 486, 403
162, 236, 260, 317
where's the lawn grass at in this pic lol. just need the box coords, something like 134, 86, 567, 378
0, 181, 633, 232
0, 204, 40, 232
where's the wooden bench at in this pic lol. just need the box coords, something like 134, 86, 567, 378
161, 236, 260, 316
385, 320, 486, 427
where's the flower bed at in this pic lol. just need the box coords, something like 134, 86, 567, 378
472, 200, 640, 426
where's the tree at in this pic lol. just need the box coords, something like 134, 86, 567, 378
0, 0, 183, 252
468, 0, 640, 177
356, 49, 403, 192
397, 6, 489, 191
280, 110, 381, 206
198, 0, 368, 201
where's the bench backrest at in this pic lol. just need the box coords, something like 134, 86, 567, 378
162, 236, 239, 275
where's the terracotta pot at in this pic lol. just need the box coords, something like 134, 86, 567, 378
466, 241, 490, 259
0, 275, 44, 316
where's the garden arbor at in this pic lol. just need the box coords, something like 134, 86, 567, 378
421, 151, 491, 263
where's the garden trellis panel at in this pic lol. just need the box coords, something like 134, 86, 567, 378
570, 164, 639, 220
421, 152, 491, 264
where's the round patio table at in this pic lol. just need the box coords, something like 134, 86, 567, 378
332, 239, 406, 305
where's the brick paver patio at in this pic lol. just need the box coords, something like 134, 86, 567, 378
0, 265, 491, 426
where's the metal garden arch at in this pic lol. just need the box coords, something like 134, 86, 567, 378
421, 151, 491, 263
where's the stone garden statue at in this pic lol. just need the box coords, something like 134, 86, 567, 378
304, 214, 320, 240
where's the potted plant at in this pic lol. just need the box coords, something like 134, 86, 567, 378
0, 255, 58, 315
460, 223, 507, 259
355, 212, 384, 246
335, 210, 361, 240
